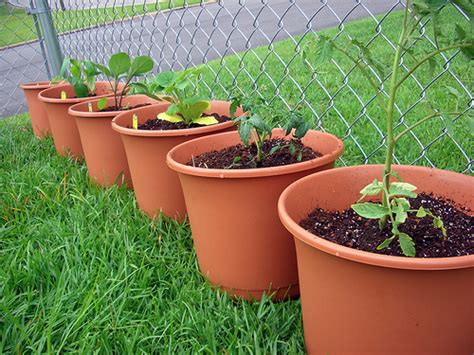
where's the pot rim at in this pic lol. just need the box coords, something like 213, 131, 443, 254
166, 128, 344, 179
38, 82, 114, 104
278, 164, 474, 270
20, 81, 54, 90
111, 100, 235, 138
68, 94, 154, 118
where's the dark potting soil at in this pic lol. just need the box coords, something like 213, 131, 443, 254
299, 193, 474, 258
186, 138, 321, 169
99, 103, 151, 112
137, 113, 231, 131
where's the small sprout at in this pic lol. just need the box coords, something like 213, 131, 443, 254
132, 114, 138, 130
60, 91, 67, 100
59, 57, 101, 98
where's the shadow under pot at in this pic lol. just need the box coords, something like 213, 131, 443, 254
166, 128, 344, 301
19, 81, 56, 139
111, 100, 240, 220
278, 165, 474, 354
38, 82, 119, 160
68, 95, 159, 188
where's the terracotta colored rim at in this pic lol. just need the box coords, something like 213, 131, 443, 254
68, 94, 153, 119
166, 129, 344, 179
19, 81, 53, 90
111, 100, 235, 138
38, 82, 114, 104
278, 164, 474, 271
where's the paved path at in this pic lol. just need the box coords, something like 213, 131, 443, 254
1, 0, 398, 117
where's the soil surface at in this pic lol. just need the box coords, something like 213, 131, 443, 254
137, 113, 231, 130
100, 103, 151, 112
186, 138, 321, 169
300, 193, 474, 258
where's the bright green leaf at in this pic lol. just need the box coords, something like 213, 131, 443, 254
97, 98, 108, 111
377, 236, 395, 250
398, 233, 416, 257
351, 203, 390, 219
109, 52, 131, 77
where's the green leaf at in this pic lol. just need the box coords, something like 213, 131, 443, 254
130, 56, 154, 76
377, 236, 395, 250
59, 57, 71, 77
180, 99, 211, 122
389, 182, 418, 198
93, 63, 111, 78
306, 35, 334, 65
73, 82, 89, 98
433, 216, 447, 238
155, 71, 178, 88
238, 121, 252, 145
230, 96, 242, 119
416, 206, 427, 218
398, 233, 416, 257
351, 203, 390, 219
97, 98, 108, 111
109, 52, 131, 77
284, 112, 310, 140
360, 179, 383, 196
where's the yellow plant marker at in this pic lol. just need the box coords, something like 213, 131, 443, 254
60, 91, 67, 100
132, 114, 138, 130
192, 116, 219, 126
157, 112, 184, 123
88, 102, 93, 112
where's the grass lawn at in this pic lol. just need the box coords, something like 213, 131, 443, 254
1, 6, 472, 354
0, 1, 203, 48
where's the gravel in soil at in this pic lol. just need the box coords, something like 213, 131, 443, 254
137, 113, 230, 130
99, 103, 151, 112
186, 138, 321, 169
299, 193, 474, 258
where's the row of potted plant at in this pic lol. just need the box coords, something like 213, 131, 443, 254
19, 1, 472, 352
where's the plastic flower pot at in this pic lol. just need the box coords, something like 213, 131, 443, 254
38, 82, 119, 160
278, 164, 474, 354
111, 100, 240, 220
19, 81, 55, 138
68, 95, 159, 188
166, 128, 344, 301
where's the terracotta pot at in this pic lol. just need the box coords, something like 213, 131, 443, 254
166, 129, 344, 301
278, 164, 474, 354
19, 81, 55, 138
38, 82, 119, 159
68, 95, 159, 188
112, 100, 240, 219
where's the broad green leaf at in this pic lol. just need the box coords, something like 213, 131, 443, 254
93, 63, 111, 78
230, 97, 242, 119
109, 52, 131, 77
238, 121, 252, 145
351, 203, 390, 219
416, 206, 427, 218
59, 57, 71, 77
360, 179, 383, 196
192, 116, 219, 126
73, 82, 89, 98
97, 98, 108, 111
398, 233, 416, 257
157, 112, 184, 123
166, 103, 179, 116
284, 112, 310, 140
377, 236, 395, 250
130, 56, 154, 76
392, 197, 410, 211
180, 100, 211, 121
70, 63, 81, 78
154, 71, 178, 87
389, 182, 417, 198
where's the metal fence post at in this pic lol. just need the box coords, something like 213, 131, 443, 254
33, 0, 63, 76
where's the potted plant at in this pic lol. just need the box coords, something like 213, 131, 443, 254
19, 76, 63, 139
166, 96, 344, 301
38, 58, 121, 159
112, 67, 241, 219
68, 52, 156, 188
278, 1, 474, 353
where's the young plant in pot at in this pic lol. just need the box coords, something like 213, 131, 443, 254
38, 58, 114, 159
19, 75, 64, 139
111, 67, 241, 219
278, 1, 474, 353
166, 95, 344, 301
68, 52, 156, 188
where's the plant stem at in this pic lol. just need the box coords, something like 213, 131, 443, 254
380, 1, 410, 229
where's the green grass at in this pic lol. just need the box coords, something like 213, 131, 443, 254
0, 116, 304, 353
0, 1, 204, 48
1, 7, 472, 354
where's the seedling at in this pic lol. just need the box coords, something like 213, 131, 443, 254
230, 94, 310, 164
132, 67, 217, 126
59, 57, 101, 98
304, 0, 473, 256
93, 52, 154, 111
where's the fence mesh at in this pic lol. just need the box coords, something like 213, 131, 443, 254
0, 0, 472, 172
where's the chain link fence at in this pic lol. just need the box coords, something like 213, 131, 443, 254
0, 0, 472, 172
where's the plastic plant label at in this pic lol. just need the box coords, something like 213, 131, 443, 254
132, 114, 138, 130
88, 102, 93, 112
192, 116, 218, 126
60, 91, 67, 100
157, 112, 184, 123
